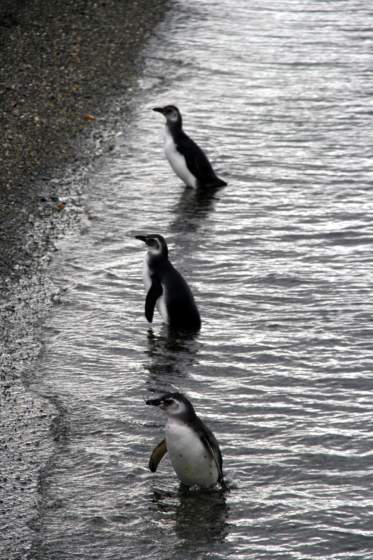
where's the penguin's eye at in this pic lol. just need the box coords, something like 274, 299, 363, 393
149, 239, 160, 249
163, 399, 173, 406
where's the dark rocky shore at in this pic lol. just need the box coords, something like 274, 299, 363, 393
0, 1, 169, 557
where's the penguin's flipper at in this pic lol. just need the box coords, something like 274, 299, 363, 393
145, 279, 163, 323
200, 433, 225, 484
177, 135, 213, 181
149, 439, 168, 472
177, 133, 225, 187
195, 417, 227, 489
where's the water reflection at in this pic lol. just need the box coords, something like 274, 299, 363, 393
152, 487, 229, 545
175, 487, 229, 544
169, 186, 223, 234
145, 326, 200, 391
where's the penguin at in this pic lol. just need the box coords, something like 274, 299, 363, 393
153, 105, 227, 189
135, 234, 201, 331
146, 392, 227, 490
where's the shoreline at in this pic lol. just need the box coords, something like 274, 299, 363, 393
0, 1, 170, 557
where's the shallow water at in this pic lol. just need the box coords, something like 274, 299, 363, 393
32, 0, 373, 558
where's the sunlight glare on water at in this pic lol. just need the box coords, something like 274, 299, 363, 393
33, 0, 373, 558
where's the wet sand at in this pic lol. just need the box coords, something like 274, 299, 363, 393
0, 1, 169, 557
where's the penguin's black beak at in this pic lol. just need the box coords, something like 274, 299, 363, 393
146, 397, 163, 407
135, 235, 147, 243
152, 107, 165, 114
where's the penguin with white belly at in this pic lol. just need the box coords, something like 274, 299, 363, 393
135, 234, 201, 332
153, 105, 227, 189
146, 392, 227, 490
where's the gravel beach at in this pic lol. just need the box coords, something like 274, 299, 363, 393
0, 1, 169, 557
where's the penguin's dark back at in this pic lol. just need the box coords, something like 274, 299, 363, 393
161, 263, 201, 331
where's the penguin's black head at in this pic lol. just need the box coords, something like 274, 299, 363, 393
153, 105, 182, 127
135, 234, 168, 259
146, 392, 196, 418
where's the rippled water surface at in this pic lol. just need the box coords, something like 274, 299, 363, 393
33, 0, 373, 558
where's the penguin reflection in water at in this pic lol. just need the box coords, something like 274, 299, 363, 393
146, 392, 227, 490
153, 105, 227, 189
135, 234, 201, 332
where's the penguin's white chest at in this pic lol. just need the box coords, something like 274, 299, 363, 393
143, 256, 152, 293
143, 256, 169, 324
163, 128, 197, 188
165, 419, 219, 488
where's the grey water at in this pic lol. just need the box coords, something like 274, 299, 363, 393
31, 0, 373, 558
